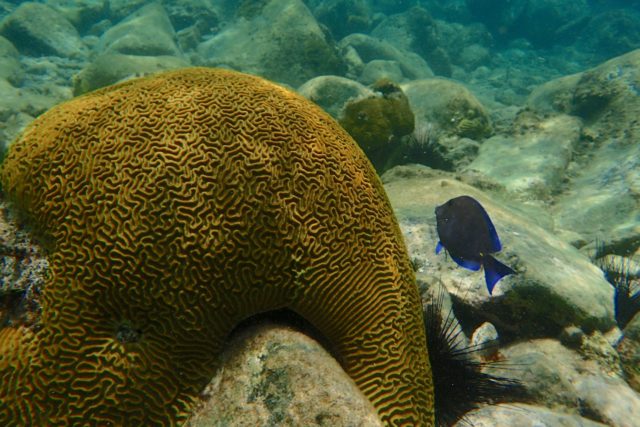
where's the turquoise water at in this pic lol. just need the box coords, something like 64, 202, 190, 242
0, 1, 639, 426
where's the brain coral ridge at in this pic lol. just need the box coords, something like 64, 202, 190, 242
0, 67, 434, 426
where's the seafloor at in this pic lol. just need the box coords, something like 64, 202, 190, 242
0, 0, 639, 426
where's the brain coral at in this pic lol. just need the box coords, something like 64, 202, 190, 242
0, 68, 434, 425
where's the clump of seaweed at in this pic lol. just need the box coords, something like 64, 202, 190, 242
424, 287, 528, 426
592, 240, 640, 330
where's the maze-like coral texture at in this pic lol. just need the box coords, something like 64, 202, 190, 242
0, 67, 434, 426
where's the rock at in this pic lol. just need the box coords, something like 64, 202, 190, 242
186, 323, 383, 426
511, 0, 591, 48
382, 165, 615, 337
197, 0, 344, 87
312, 0, 372, 40
618, 313, 640, 392
457, 44, 491, 72
0, 112, 33, 153
576, 375, 640, 427
47, 0, 110, 34
458, 403, 607, 427
0, 79, 62, 123
0, 2, 86, 58
469, 321, 499, 359
338, 33, 433, 82
297, 75, 372, 119
0, 201, 48, 329
401, 78, 492, 140
560, 325, 586, 349
467, 0, 590, 48
464, 114, 581, 200
526, 73, 582, 114
527, 50, 640, 250
359, 59, 404, 85
370, 6, 452, 77
488, 337, 634, 422
0, 36, 21, 84
163, 0, 221, 33
105, 0, 148, 22
369, 0, 415, 15
96, 3, 181, 56
578, 9, 640, 59
72, 53, 190, 95
466, 0, 527, 38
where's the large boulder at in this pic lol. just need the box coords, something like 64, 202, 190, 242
297, 75, 372, 119
0, 36, 21, 84
338, 33, 433, 82
382, 165, 615, 338
370, 6, 452, 77
0, 2, 86, 57
465, 114, 581, 201
467, 0, 590, 47
96, 3, 181, 56
401, 78, 492, 140
186, 324, 383, 426
197, 0, 344, 87
527, 49, 640, 251
72, 53, 190, 95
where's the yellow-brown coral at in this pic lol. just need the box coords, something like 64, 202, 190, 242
0, 68, 434, 425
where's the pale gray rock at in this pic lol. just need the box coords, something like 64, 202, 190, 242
470, 322, 499, 359
359, 59, 404, 85
297, 76, 372, 119
526, 50, 640, 250
488, 336, 640, 425
338, 33, 433, 82
400, 78, 492, 140
457, 403, 607, 427
186, 323, 383, 426
526, 73, 581, 114
618, 313, 640, 393
457, 44, 491, 72
382, 165, 615, 336
0, 36, 22, 85
465, 114, 581, 200
0, 78, 69, 124
72, 53, 190, 95
576, 375, 640, 427
96, 3, 181, 56
0, 2, 86, 58
197, 0, 344, 87
47, 0, 110, 34
0, 112, 33, 152
369, 6, 452, 77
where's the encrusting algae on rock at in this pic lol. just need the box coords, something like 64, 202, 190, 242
0, 68, 434, 425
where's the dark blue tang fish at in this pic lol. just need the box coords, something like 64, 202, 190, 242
435, 195, 515, 294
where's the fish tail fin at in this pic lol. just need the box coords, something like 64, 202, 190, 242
484, 256, 515, 295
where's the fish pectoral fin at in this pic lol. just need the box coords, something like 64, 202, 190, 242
451, 254, 482, 271
436, 241, 444, 255
484, 255, 516, 295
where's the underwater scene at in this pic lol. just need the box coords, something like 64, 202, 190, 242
0, 0, 639, 426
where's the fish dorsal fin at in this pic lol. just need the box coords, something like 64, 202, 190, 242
451, 254, 481, 271
479, 204, 502, 252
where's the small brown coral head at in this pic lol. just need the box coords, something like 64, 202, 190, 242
0, 68, 434, 426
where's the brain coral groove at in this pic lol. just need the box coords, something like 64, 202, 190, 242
0, 67, 434, 426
